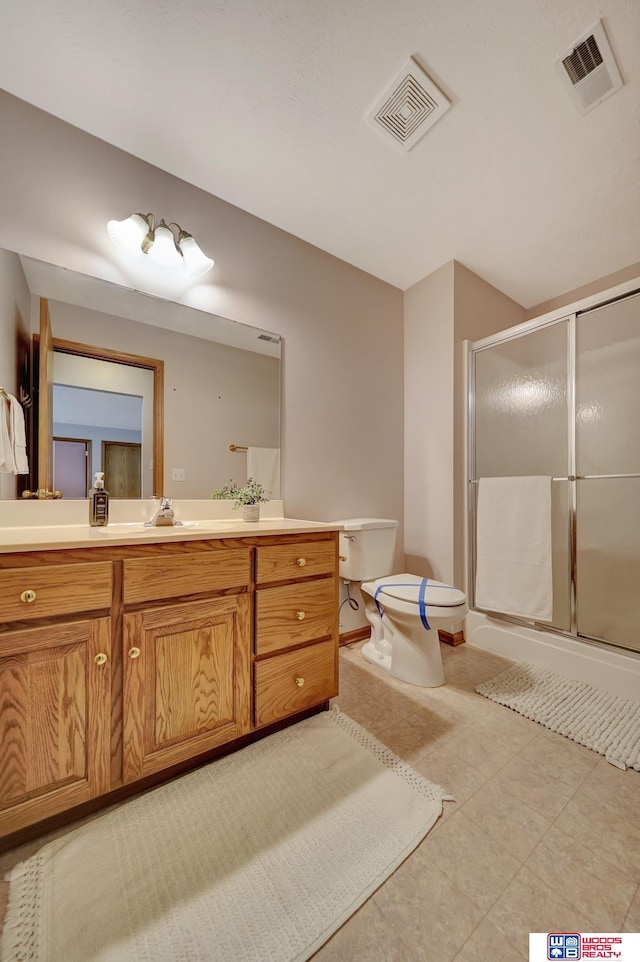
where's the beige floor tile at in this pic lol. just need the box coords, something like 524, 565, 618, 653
623, 884, 640, 932
341, 698, 406, 737
525, 825, 637, 930
555, 787, 640, 881
516, 728, 599, 788
453, 918, 527, 961
374, 852, 483, 961
579, 759, 640, 829
445, 719, 537, 778
488, 865, 596, 958
437, 685, 500, 723
493, 750, 578, 821
310, 897, 410, 961
409, 745, 488, 810
376, 717, 453, 764
422, 810, 520, 913
460, 780, 551, 862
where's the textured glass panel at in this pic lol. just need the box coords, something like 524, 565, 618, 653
576, 291, 640, 476
474, 321, 568, 478
576, 478, 640, 652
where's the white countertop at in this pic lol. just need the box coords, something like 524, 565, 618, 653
0, 518, 341, 553
0, 500, 342, 552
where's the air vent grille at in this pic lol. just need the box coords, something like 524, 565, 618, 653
257, 333, 280, 343
365, 57, 450, 152
562, 35, 603, 85
555, 20, 623, 114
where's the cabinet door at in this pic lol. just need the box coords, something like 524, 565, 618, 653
123, 595, 251, 782
0, 618, 111, 836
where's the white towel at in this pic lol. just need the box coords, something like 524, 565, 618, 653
475, 476, 553, 622
0, 396, 17, 474
9, 394, 29, 474
247, 446, 280, 499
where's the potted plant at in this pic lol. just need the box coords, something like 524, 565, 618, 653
211, 478, 270, 522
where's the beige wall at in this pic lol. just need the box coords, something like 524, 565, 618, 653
0, 90, 404, 527
403, 261, 454, 581
0, 249, 31, 499
404, 259, 526, 587
526, 262, 640, 319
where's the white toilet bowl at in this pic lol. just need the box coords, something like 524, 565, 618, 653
360, 574, 467, 687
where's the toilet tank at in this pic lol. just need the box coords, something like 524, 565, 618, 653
336, 518, 399, 581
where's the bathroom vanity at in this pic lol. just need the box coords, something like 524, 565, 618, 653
0, 519, 340, 841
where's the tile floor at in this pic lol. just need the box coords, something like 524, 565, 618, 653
312, 641, 640, 961
1, 640, 639, 961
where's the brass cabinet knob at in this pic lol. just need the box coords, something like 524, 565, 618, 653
295, 677, 305, 687
20, 589, 37, 604
296, 557, 306, 567
295, 610, 306, 621
128, 647, 141, 659
94, 652, 108, 666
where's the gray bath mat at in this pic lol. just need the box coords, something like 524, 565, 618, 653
476, 663, 640, 771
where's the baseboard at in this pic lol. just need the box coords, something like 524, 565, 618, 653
438, 628, 465, 647
339, 627, 371, 647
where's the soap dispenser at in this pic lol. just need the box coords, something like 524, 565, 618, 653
89, 471, 109, 527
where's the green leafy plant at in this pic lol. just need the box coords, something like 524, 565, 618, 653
211, 477, 270, 508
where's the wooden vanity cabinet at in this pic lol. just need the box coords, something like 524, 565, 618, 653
0, 530, 339, 841
254, 538, 339, 727
120, 545, 253, 783
0, 559, 113, 836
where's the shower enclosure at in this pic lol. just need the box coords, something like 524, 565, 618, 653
468, 287, 640, 657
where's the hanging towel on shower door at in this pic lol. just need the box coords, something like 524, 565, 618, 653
247, 446, 280, 499
475, 476, 553, 622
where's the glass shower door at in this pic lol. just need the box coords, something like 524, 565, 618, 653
472, 320, 571, 630
575, 291, 640, 652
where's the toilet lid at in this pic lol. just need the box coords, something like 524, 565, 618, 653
375, 574, 465, 607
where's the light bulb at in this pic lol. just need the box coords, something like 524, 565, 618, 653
178, 232, 214, 277
106, 214, 150, 257
146, 221, 183, 269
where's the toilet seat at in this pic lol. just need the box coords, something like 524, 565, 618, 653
373, 574, 465, 607
362, 573, 467, 630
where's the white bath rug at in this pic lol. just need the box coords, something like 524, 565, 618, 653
476, 663, 640, 771
1, 709, 450, 962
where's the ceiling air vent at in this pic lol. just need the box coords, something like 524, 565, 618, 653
365, 57, 451, 152
257, 333, 280, 343
555, 20, 623, 114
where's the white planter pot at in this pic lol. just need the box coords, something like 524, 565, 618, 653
241, 504, 260, 522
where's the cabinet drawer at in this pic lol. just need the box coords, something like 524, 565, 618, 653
123, 547, 251, 604
255, 639, 337, 727
256, 579, 336, 654
0, 563, 113, 621
256, 540, 335, 584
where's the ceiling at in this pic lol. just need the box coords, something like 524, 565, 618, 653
0, 0, 638, 307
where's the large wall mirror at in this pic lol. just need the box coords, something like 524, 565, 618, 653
0, 248, 281, 501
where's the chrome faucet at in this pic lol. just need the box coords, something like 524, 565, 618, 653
145, 497, 183, 527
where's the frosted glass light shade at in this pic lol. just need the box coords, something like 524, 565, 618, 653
178, 233, 214, 276
146, 222, 183, 268
106, 214, 149, 257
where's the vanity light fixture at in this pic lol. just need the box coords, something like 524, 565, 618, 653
107, 213, 214, 277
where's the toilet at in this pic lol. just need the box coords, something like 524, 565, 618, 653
337, 518, 467, 687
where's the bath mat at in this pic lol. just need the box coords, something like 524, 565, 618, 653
476, 663, 640, 771
1, 709, 449, 962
